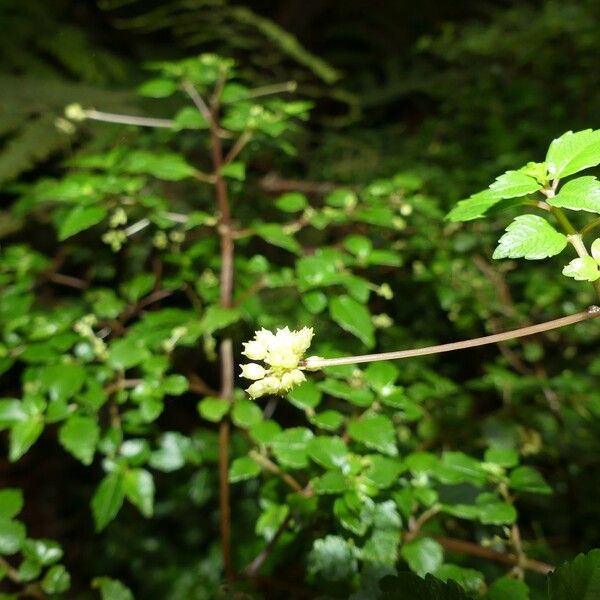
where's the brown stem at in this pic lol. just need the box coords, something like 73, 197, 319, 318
431, 535, 554, 575
248, 450, 307, 494
192, 78, 237, 581
259, 174, 342, 195
49, 272, 88, 289
187, 372, 220, 397
304, 307, 600, 369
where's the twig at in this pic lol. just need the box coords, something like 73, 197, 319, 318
224, 131, 252, 165
303, 307, 600, 369
182, 80, 212, 123
82, 109, 175, 129
431, 535, 554, 575
248, 450, 307, 494
243, 513, 293, 576
49, 272, 88, 289
259, 174, 341, 195
187, 372, 220, 397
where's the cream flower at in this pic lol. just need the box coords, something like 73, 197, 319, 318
240, 326, 316, 398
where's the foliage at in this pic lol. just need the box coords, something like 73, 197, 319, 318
1, 2, 600, 599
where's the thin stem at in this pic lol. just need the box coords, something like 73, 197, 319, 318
224, 131, 252, 165
581, 217, 600, 237
82, 109, 175, 129
245, 81, 297, 99
243, 513, 293, 577
248, 450, 307, 494
182, 80, 212, 123
303, 307, 600, 369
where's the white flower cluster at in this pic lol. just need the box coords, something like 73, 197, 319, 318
241, 327, 315, 398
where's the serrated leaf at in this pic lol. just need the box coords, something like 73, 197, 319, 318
91, 473, 125, 531
401, 537, 444, 577
546, 129, 600, 179
548, 549, 600, 600
9, 416, 44, 462
380, 572, 470, 599
307, 436, 347, 470
434, 564, 484, 594
58, 205, 107, 240
493, 215, 568, 260
562, 256, 600, 282
58, 415, 99, 465
549, 177, 600, 213
329, 294, 375, 348
447, 190, 503, 222
489, 171, 542, 198
348, 413, 397, 456
123, 469, 154, 518
287, 380, 322, 409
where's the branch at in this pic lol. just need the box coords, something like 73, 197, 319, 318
243, 513, 293, 577
81, 109, 175, 129
248, 450, 307, 494
303, 306, 600, 369
259, 174, 341, 195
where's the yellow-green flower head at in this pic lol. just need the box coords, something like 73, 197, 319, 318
241, 326, 315, 398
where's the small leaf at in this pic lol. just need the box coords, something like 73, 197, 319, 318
10, 417, 44, 462
329, 294, 375, 348
92, 577, 134, 600
308, 410, 344, 431
477, 502, 517, 525
380, 572, 469, 599
231, 400, 262, 428
197, 397, 230, 422
41, 565, 70, 594
308, 535, 357, 581
59, 205, 107, 240
548, 548, 600, 600
562, 256, 600, 282
229, 456, 261, 482
120, 273, 156, 302
91, 473, 125, 531
138, 78, 177, 98
58, 415, 100, 465
199, 305, 241, 335
348, 413, 397, 456
287, 380, 322, 409
254, 224, 301, 254
307, 436, 348, 470
484, 448, 519, 468
0, 519, 26, 554
487, 576, 530, 599
493, 215, 568, 260
434, 564, 484, 594
220, 161, 246, 181
549, 176, 600, 214
447, 190, 504, 222
546, 129, 600, 179
401, 537, 444, 577
0, 489, 23, 519
276, 192, 307, 212
509, 466, 552, 494
123, 469, 155, 518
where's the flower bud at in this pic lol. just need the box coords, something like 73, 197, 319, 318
281, 369, 305, 390
242, 340, 267, 360
240, 363, 267, 381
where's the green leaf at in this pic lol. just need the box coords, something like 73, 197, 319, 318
276, 192, 307, 212
380, 572, 469, 599
123, 469, 154, 518
484, 448, 519, 468
197, 397, 230, 422
0, 400, 27, 429
58, 415, 100, 465
10, 416, 44, 462
312, 470, 347, 494
487, 576, 530, 599
308, 410, 344, 431
548, 549, 600, 600
92, 577, 134, 600
91, 473, 125, 531
489, 171, 542, 198
173, 106, 209, 130
546, 129, 600, 179
493, 215, 568, 260
271, 427, 314, 469
562, 256, 600, 282
308, 535, 357, 582
477, 502, 517, 525
0, 519, 26, 554
287, 380, 322, 409
364, 362, 399, 395
21, 539, 63, 566
437, 452, 487, 487
254, 224, 301, 254
361, 529, 401, 565
549, 177, 600, 213
364, 455, 405, 488
120, 273, 156, 302
509, 466, 552, 494
231, 400, 262, 428
348, 413, 397, 456
447, 190, 504, 222
307, 436, 348, 470
123, 151, 195, 181
401, 537, 444, 577
199, 305, 241, 335
58, 205, 107, 240
318, 379, 374, 407
301, 290, 328, 314
38, 364, 86, 402
0, 489, 23, 519
329, 294, 375, 348
138, 78, 177, 98
434, 564, 484, 594
220, 161, 246, 181
41, 564, 70, 594
229, 456, 261, 483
